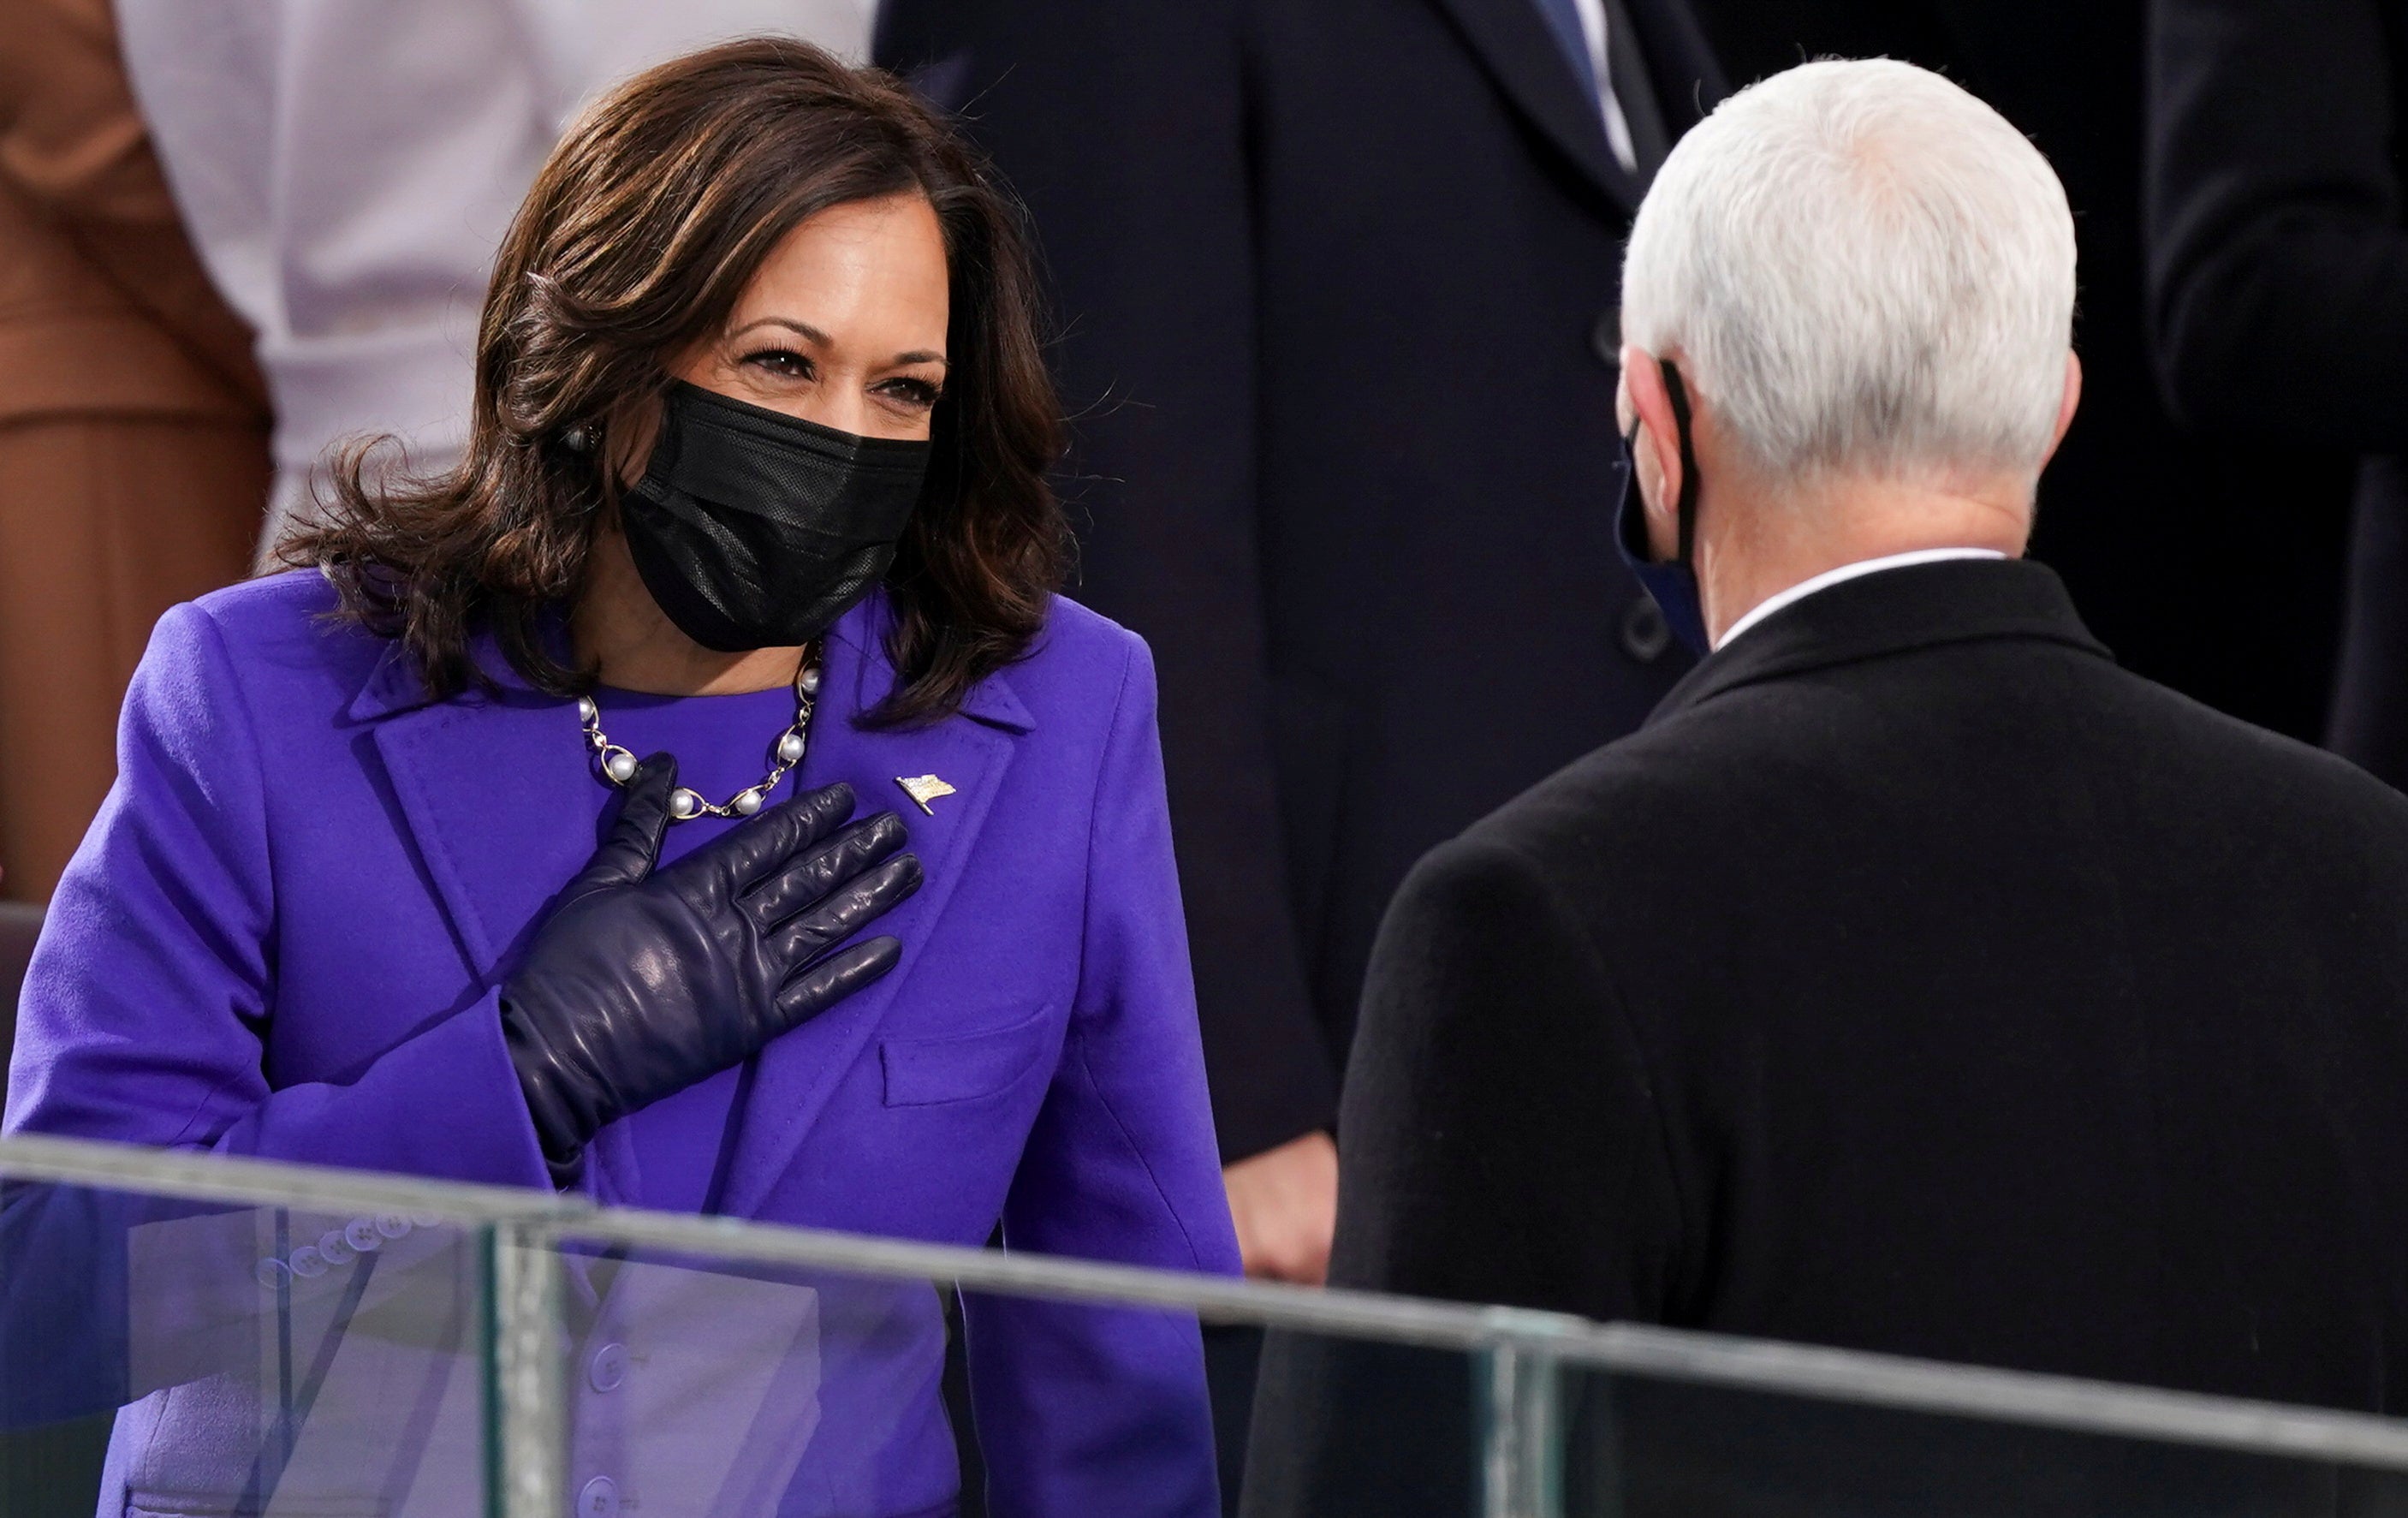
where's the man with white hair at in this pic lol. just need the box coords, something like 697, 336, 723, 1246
1246, 57, 2408, 1515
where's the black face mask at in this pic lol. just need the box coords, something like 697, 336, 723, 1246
1611, 359, 1710, 656
619, 380, 932, 652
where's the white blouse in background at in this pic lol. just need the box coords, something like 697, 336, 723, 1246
115, 0, 877, 556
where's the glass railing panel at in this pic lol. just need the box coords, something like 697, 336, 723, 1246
1559, 1369, 2408, 1517
0, 1176, 501, 1518
1537, 1329, 2408, 1518
15, 1137, 2408, 1518
490, 1238, 969, 1518
1240, 1330, 2408, 1517
1240, 1323, 1521, 1516
516, 1221, 1506, 1518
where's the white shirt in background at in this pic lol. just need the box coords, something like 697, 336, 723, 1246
115, 0, 878, 558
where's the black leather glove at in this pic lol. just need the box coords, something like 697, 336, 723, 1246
501, 754, 922, 1185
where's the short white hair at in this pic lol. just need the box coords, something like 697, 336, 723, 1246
1620, 58, 2076, 484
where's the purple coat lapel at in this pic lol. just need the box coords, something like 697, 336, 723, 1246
720, 610, 1031, 1216
345, 598, 1032, 1217
354, 643, 643, 1196
353, 647, 594, 976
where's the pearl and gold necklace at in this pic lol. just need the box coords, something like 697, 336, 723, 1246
576, 649, 822, 823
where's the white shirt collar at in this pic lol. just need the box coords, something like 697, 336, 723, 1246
1714, 548, 2009, 651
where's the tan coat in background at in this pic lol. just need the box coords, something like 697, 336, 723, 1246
0, 0, 271, 902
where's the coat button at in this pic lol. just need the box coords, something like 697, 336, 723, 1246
376, 1214, 412, 1240
317, 1230, 354, 1267
287, 1245, 328, 1279
588, 1342, 629, 1393
579, 1475, 619, 1518
1591, 308, 1621, 367
1621, 596, 1672, 664
255, 1259, 290, 1291
344, 1218, 383, 1253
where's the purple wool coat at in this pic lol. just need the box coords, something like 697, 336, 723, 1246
3, 569, 1240, 1518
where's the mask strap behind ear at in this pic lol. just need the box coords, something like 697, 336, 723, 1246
1659, 359, 1701, 565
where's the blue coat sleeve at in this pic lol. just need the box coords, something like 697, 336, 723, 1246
2, 602, 553, 1189
962, 634, 1242, 1518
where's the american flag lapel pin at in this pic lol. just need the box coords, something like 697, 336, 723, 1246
895, 774, 957, 815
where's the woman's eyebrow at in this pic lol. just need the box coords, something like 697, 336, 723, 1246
728, 316, 829, 343
728, 317, 948, 367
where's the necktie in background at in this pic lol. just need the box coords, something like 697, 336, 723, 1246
1528, 0, 1671, 179
1596, 0, 1672, 176
1530, 0, 1604, 101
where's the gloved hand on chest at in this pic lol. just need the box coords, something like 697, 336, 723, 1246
501, 756, 922, 1187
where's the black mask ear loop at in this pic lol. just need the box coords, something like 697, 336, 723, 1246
1659, 358, 1702, 564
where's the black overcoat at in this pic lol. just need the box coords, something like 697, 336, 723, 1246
876, 0, 1726, 1159
1251, 559, 2408, 1514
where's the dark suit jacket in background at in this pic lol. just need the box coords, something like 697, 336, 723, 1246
1689, 0, 2353, 755
1249, 560, 2408, 1514
876, 0, 1725, 1160
2149, 0, 2408, 789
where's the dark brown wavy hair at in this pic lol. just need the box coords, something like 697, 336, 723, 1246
284, 37, 1067, 725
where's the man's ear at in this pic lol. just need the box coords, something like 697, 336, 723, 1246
1620, 345, 1685, 560
2041, 351, 2082, 467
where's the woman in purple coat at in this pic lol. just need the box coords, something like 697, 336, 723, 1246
3, 38, 1238, 1518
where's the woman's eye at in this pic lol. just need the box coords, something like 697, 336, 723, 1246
742, 347, 813, 379
877, 377, 944, 409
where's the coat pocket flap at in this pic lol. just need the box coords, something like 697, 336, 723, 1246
879, 1005, 1055, 1107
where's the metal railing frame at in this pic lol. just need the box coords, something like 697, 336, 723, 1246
10, 1131, 2408, 1518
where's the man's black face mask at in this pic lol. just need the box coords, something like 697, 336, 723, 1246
619, 380, 932, 652
1612, 359, 1710, 656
